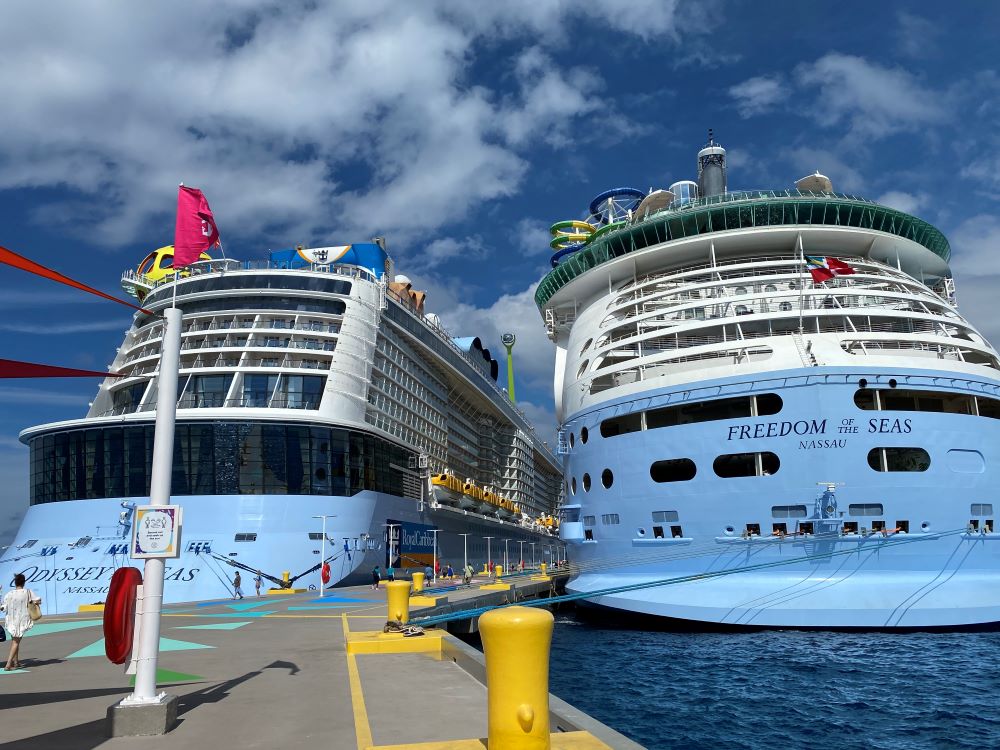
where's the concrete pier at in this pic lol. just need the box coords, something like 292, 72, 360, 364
0, 573, 643, 749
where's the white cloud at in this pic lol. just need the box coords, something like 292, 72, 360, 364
0, 447, 27, 548
875, 190, 928, 216
0, 2, 704, 255
517, 399, 558, 444
786, 147, 866, 193
795, 54, 945, 140
728, 75, 786, 118
943, 215, 1000, 346
513, 219, 552, 256
896, 12, 940, 59
0, 319, 130, 335
0, 386, 93, 407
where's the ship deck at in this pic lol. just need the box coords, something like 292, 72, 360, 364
0, 574, 639, 749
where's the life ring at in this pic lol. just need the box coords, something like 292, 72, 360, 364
104, 566, 142, 665
321, 562, 331, 585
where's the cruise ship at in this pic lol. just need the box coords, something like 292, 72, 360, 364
1, 240, 563, 614
542, 135, 1000, 629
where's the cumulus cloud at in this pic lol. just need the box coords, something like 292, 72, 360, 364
875, 190, 928, 215
728, 75, 786, 117
0, 1, 708, 255
944, 215, 1000, 346
795, 54, 945, 140
513, 218, 552, 256
786, 147, 866, 193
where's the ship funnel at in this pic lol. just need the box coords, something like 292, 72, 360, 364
697, 129, 727, 198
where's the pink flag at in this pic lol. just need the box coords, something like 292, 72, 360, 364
173, 185, 220, 268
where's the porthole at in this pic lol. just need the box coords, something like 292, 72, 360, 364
601, 468, 614, 488
921, 521, 930, 532
577, 360, 589, 379
580, 338, 593, 356
650, 458, 697, 483
779, 302, 792, 312
571, 477, 577, 495
580, 426, 589, 444
858, 378, 868, 389
637, 528, 646, 537
889, 379, 898, 388
582, 473, 591, 492
569, 432, 575, 448
735, 286, 747, 295
764, 284, 777, 293
724, 526, 735, 536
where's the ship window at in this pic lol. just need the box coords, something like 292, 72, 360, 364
779, 302, 792, 312
234, 533, 257, 542
771, 505, 807, 518
601, 513, 620, 525
583, 515, 595, 526
713, 452, 780, 478
849, 503, 884, 516
308, 532, 324, 540
799, 521, 814, 534
580, 338, 593, 355
577, 360, 589, 379
18, 539, 38, 549
600, 412, 642, 437
178, 374, 233, 408
772, 522, 787, 535
745, 523, 761, 536
896, 520, 910, 533
584, 529, 594, 540
671, 525, 684, 538
854, 387, 977, 415
650, 458, 697, 483
582, 473, 592, 492
580, 427, 589, 444
843, 521, 858, 534
601, 468, 614, 488
569, 433, 575, 448
571, 477, 577, 495
872, 520, 886, 532
867, 447, 930, 472
977, 397, 1000, 419
972, 503, 993, 515
652, 510, 679, 522
653, 525, 664, 538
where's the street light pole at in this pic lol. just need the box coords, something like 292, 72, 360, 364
459, 533, 470, 578
383, 523, 400, 571
484, 536, 494, 573
312, 514, 336, 597
530, 542, 536, 568
518, 540, 525, 571
504, 539, 510, 574
430, 528, 440, 583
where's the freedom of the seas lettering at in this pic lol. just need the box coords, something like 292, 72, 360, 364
727, 417, 913, 449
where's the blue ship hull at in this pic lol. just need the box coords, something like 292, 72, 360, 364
560, 366, 1000, 629
2, 493, 544, 615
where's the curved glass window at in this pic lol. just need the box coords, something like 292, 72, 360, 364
854, 387, 979, 416
713, 451, 780, 478
650, 458, 697, 483
601, 393, 782, 438
28, 421, 415, 504
146, 275, 351, 305
867, 447, 930, 472
137, 297, 346, 328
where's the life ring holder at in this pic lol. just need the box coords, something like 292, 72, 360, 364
104, 566, 142, 665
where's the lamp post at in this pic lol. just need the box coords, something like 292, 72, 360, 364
312, 514, 336, 596
459, 532, 470, 579
518, 540, 525, 571
383, 523, 400, 570
504, 539, 510, 574
484, 536, 494, 573
430, 528, 440, 583
530, 542, 536, 568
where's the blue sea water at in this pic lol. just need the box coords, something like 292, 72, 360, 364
548, 613, 1000, 750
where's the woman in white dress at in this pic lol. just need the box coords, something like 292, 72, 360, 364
2, 573, 42, 670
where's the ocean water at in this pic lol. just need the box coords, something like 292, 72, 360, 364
548, 612, 1000, 750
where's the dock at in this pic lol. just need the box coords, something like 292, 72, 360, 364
0, 573, 644, 749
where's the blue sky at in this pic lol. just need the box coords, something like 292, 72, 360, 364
3, 1, 1000, 543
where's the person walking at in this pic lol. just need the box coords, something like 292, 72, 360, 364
233, 572, 244, 599
424, 564, 433, 583
386, 564, 395, 582
463, 563, 473, 585
371, 565, 381, 590
254, 572, 263, 597
446, 563, 454, 579
2, 573, 41, 671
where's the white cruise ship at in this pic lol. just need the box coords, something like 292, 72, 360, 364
542, 135, 1000, 629
1, 240, 562, 614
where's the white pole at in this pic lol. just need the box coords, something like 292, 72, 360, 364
530, 542, 536, 568
431, 529, 440, 583
130, 306, 182, 703
313, 515, 335, 596
484, 537, 494, 571
518, 540, 525, 570
504, 539, 509, 573
797, 234, 805, 334
459, 533, 469, 579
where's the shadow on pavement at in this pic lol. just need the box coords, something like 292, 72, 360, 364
0, 718, 106, 750
0, 685, 130, 711
176, 660, 300, 716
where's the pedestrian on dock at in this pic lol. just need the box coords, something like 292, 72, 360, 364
446, 563, 454, 579
233, 572, 244, 599
2, 573, 42, 671
463, 563, 473, 584
386, 564, 395, 582
424, 564, 433, 583
371, 565, 381, 589
254, 572, 263, 597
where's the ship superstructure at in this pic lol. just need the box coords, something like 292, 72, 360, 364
540, 135, 1000, 628
2, 241, 562, 614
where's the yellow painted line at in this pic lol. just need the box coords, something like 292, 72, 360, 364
343, 613, 374, 750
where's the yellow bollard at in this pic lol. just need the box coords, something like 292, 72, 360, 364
386, 580, 411, 624
495, 564, 503, 580
479, 606, 554, 750
540, 563, 547, 575
412, 571, 425, 593
281, 571, 291, 588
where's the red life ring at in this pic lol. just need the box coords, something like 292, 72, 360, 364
104, 566, 142, 665
321, 562, 331, 585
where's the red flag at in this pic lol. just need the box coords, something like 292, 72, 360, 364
806, 255, 855, 284
174, 185, 220, 268
0, 358, 119, 378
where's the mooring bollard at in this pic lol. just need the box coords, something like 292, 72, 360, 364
479, 606, 554, 749
540, 562, 547, 575
281, 571, 291, 589
495, 564, 503, 580
386, 580, 411, 623
412, 571, 425, 593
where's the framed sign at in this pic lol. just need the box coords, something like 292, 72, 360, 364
130, 505, 183, 559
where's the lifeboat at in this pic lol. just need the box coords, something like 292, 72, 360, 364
430, 473, 463, 506
461, 481, 484, 510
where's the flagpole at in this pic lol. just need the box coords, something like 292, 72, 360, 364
797, 234, 805, 334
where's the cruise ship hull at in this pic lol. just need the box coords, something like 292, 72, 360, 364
2, 493, 550, 615
560, 366, 1000, 629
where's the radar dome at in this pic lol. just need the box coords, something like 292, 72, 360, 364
795, 172, 833, 193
